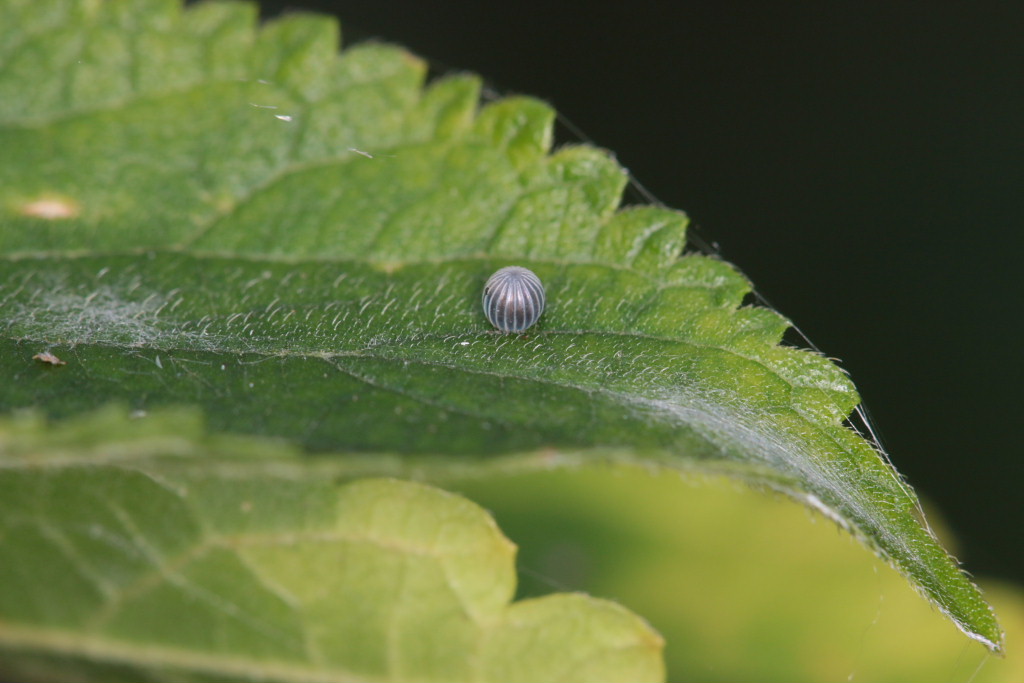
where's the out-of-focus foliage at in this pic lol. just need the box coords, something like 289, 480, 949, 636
454, 466, 1023, 682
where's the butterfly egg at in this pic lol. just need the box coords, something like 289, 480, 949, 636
482, 266, 546, 333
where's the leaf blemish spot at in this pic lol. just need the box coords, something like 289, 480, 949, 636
32, 351, 66, 366
19, 196, 80, 220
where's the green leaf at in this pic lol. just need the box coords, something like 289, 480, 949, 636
453, 465, 1024, 683
0, 0, 1001, 665
0, 416, 663, 682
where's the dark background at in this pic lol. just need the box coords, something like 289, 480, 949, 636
258, 1, 1023, 587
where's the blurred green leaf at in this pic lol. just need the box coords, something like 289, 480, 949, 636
0, 0, 1002, 670
454, 465, 1024, 683
0, 414, 663, 682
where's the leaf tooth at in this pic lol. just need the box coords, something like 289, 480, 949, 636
473, 96, 554, 168
415, 74, 481, 140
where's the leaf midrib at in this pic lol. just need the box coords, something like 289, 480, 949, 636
4, 319, 809, 417
2, 327, 857, 497
0, 619, 370, 683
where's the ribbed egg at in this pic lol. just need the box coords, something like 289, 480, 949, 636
481, 266, 546, 333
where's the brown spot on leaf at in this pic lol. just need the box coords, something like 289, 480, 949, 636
32, 352, 67, 366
